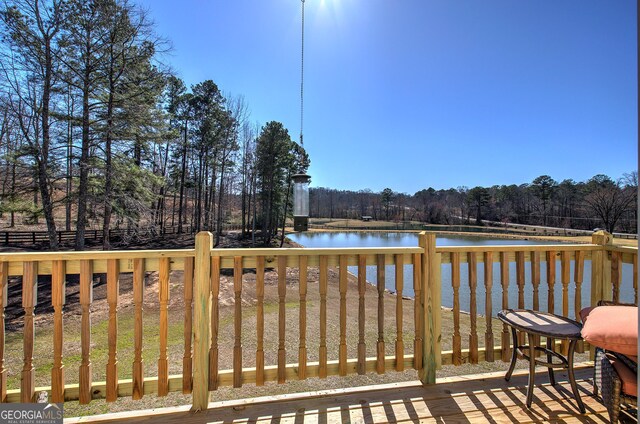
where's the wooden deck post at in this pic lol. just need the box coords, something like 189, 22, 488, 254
590, 230, 613, 306
192, 232, 213, 412
419, 232, 440, 385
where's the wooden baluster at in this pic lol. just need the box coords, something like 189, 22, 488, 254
413, 253, 423, 371
531, 252, 541, 356
319, 256, 328, 378
339, 255, 348, 376
357, 255, 366, 375
394, 254, 404, 371
52, 260, 66, 403
634, 253, 638, 305
106, 259, 119, 402
0, 262, 6, 402
233, 256, 243, 388
500, 252, 510, 363
611, 251, 621, 304
561, 251, 571, 353
468, 252, 478, 364
451, 252, 462, 365
515, 251, 525, 347
531, 252, 540, 311
278, 256, 287, 383
298, 256, 308, 380
483, 252, 494, 362
79, 260, 93, 404
210, 256, 221, 390
574, 251, 585, 353
132, 259, 144, 400
546, 251, 556, 314
22, 262, 37, 403
256, 256, 265, 386
182, 256, 194, 394
158, 258, 170, 396
376, 254, 386, 374
516, 252, 525, 309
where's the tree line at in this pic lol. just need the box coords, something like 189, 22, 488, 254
0, 0, 308, 250
310, 172, 638, 234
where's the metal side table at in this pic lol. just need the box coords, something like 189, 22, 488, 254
497, 309, 585, 413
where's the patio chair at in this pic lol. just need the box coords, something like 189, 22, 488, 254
580, 301, 638, 423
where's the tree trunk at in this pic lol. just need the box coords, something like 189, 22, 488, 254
75, 57, 92, 251
177, 119, 188, 233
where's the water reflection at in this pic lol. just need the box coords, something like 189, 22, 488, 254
288, 232, 635, 315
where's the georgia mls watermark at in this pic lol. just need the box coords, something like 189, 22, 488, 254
0, 403, 63, 424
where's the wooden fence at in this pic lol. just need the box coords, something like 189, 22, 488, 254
0, 230, 635, 412
0, 226, 195, 245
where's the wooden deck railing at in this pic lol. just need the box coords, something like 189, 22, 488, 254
0, 225, 193, 245
0, 230, 635, 413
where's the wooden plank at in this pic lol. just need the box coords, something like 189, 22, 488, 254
132, 258, 144, 400
433, 251, 442, 369
158, 257, 170, 396
79, 260, 92, 404
182, 256, 194, 394
500, 252, 510, 362
451, 252, 461, 365
51, 260, 66, 403
483, 252, 494, 363
21, 261, 37, 403
278, 256, 287, 383
467, 252, 478, 364
106, 259, 119, 402
298, 255, 307, 380
210, 256, 221, 390
413, 252, 423, 371
530, 251, 541, 356
357, 255, 366, 375
561, 251, 571, 353
60, 366, 604, 424
531, 252, 540, 311
233, 256, 243, 388
420, 232, 439, 383
394, 254, 404, 371
436, 244, 599, 254
319, 256, 328, 378
634, 253, 638, 305
516, 251, 525, 309
513, 251, 525, 347
192, 232, 212, 412
256, 256, 265, 386
574, 251, 585, 353
0, 250, 414, 276
611, 251, 622, 303
546, 251, 556, 314
339, 255, 348, 376
376, 254, 385, 374
590, 249, 603, 307
0, 262, 6, 402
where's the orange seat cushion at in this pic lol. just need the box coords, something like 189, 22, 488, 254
606, 352, 638, 397
580, 306, 638, 357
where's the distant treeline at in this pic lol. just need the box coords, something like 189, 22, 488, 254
310, 173, 638, 234
0, 0, 308, 250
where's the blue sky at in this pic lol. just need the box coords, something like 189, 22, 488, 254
137, 0, 637, 194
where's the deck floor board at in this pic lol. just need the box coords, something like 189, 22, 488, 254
67, 367, 624, 423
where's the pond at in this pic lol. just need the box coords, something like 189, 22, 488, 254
288, 232, 635, 315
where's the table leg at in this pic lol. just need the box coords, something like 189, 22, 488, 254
505, 326, 518, 381
567, 339, 585, 414
526, 335, 536, 408
546, 337, 556, 386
